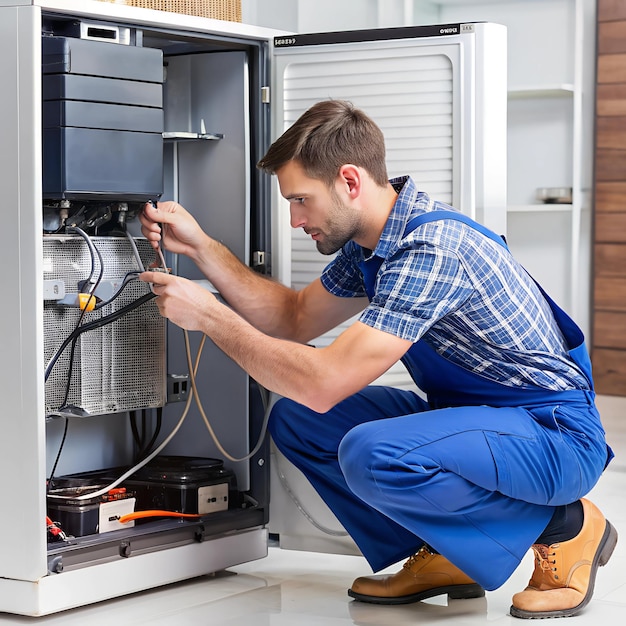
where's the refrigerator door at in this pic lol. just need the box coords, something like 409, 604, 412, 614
268, 22, 507, 556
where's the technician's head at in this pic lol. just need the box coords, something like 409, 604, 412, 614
257, 99, 389, 188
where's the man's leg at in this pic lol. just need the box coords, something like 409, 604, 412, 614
269, 386, 430, 571
338, 402, 615, 612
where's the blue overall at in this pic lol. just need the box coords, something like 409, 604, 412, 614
269, 210, 612, 591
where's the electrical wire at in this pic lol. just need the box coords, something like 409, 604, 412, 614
47, 227, 104, 488
118, 510, 202, 523
140, 407, 163, 459
93, 272, 142, 310
183, 329, 272, 463
71, 327, 206, 501
124, 229, 145, 272
46, 417, 69, 493
58, 227, 105, 407
272, 449, 349, 537
183, 336, 347, 536
46, 231, 169, 497
44, 292, 156, 384
130, 407, 163, 462
70, 328, 267, 500
45, 233, 153, 385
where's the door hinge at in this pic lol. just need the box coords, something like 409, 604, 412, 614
261, 86, 270, 103
253, 250, 266, 269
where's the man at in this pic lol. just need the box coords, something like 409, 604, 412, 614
139, 99, 616, 619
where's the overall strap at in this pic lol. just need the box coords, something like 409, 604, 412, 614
404, 210, 508, 250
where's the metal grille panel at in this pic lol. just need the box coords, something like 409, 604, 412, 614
43, 236, 166, 417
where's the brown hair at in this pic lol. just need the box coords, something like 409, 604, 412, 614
257, 99, 389, 187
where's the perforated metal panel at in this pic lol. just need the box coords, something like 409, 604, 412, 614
43, 236, 166, 417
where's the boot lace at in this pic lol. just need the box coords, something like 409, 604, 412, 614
532, 544, 559, 580
403, 545, 435, 571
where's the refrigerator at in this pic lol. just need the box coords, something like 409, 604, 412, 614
0, 0, 506, 615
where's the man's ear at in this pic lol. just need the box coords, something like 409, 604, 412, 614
337, 164, 361, 199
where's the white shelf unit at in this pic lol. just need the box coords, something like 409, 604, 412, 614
508, 84, 575, 99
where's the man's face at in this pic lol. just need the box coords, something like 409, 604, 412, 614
277, 160, 361, 255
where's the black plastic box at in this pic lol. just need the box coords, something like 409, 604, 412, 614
41, 35, 164, 201
125, 456, 239, 515
47, 483, 136, 538
42, 35, 164, 82
43, 127, 164, 200
42, 73, 163, 108
43, 100, 164, 133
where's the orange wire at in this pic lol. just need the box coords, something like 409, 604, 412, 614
118, 510, 202, 523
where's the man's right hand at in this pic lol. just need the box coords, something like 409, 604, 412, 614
138, 201, 206, 259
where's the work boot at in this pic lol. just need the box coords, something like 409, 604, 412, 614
511, 498, 618, 619
348, 545, 485, 605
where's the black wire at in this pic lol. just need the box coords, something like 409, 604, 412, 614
93, 272, 141, 310
48, 228, 105, 488
59, 235, 105, 409
47, 417, 69, 493
131, 407, 164, 463
130, 410, 142, 450
45, 292, 156, 383
141, 409, 147, 451
140, 407, 163, 461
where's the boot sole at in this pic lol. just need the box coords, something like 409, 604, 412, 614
348, 583, 485, 605
510, 519, 619, 619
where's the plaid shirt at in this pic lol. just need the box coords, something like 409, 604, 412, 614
321, 176, 589, 391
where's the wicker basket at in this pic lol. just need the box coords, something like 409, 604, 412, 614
122, 1, 241, 22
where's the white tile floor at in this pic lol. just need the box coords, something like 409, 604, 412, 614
2, 395, 625, 625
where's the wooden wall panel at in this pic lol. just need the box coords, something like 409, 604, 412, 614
595, 181, 626, 211
592, 349, 626, 396
598, 21, 626, 54
596, 84, 626, 115
594, 311, 626, 349
595, 244, 626, 271
589, 0, 626, 395
596, 116, 626, 148
598, 0, 626, 22
595, 214, 626, 242
594, 278, 626, 312
595, 148, 626, 181
598, 53, 626, 83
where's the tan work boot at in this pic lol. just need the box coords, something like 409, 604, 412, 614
511, 499, 618, 619
348, 545, 485, 605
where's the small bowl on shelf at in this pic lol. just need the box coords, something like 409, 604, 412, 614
535, 187, 572, 204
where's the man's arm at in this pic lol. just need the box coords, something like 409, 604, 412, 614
139, 201, 364, 342
191, 240, 366, 343
142, 271, 411, 412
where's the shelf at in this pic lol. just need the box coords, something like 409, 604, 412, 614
162, 131, 224, 141
507, 84, 575, 99
507, 203, 573, 213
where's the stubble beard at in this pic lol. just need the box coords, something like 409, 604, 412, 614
315, 195, 362, 256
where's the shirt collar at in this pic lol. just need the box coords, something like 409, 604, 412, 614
371, 175, 426, 259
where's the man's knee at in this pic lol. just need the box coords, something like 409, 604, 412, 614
338, 422, 389, 499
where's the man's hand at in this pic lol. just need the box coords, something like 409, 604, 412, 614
140, 270, 218, 332
139, 201, 207, 259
